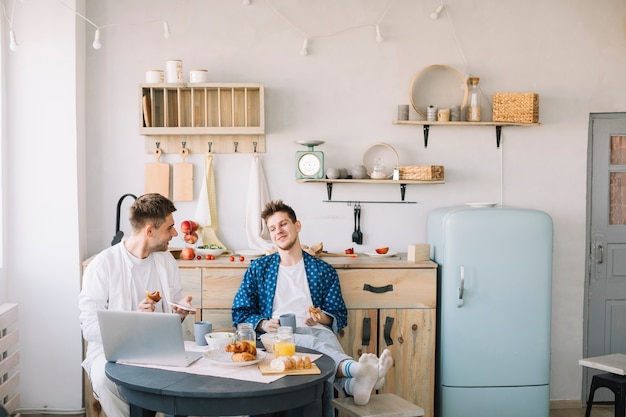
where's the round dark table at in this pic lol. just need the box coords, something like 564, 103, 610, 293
105, 347, 335, 417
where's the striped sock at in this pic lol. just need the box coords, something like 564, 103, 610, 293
340, 360, 358, 378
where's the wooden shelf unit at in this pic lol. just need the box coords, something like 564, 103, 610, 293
296, 178, 444, 202
140, 83, 265, 154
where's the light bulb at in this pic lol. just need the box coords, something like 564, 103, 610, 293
163, 21, 171, 39
9, 29, 18, 51
92, 28, 101, 49
300, 39, 309, 56
375, 25, 384, 43
430, 4, 444, 20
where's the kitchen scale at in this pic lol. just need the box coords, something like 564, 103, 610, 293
295, 141, 325, 179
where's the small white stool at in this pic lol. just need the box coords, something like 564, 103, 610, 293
331, 393, 424, 417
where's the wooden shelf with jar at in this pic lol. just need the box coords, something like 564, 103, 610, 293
392, 120, 541, 148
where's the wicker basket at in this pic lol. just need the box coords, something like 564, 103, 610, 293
492, 92, 539, 123
397, 165, 444, 181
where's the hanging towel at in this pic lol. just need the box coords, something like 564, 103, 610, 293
195, 152, 227, 249
245, 154, 273, 251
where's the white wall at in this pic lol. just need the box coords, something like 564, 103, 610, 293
5, 0, 626, 411
5, 0, 84, 411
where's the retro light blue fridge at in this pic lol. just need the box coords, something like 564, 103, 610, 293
427, 206, 553, 417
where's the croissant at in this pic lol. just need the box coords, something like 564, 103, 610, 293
225, 341, 257, 356
232, 352, 256, 362
146, 290, 161, 302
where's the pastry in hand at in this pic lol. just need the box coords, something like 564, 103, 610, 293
309, 306, 321, 320
146, 290, 161, 302
231, 352, 256, 362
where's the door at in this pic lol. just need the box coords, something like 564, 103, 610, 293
584, 113, 626, 400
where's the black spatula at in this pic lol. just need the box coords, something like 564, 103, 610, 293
352, 205, 363, 244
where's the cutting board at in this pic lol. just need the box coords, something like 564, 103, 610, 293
258, 362, 321, 376
145, 148, 169, 197
319, 252, 358, 257
173, 147, 193, 201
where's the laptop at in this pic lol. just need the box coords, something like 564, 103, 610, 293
97, 310, 202, 367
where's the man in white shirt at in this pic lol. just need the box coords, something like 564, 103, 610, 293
79, 193, 194, 417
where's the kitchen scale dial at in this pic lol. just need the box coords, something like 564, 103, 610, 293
295, 141, 325, 179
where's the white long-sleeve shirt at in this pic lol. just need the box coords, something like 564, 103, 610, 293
78, 242, 182, 373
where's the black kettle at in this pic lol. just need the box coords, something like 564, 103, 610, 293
111, 193, 137, 246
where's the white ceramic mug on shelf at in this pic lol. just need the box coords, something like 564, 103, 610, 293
145, 70, 164, 83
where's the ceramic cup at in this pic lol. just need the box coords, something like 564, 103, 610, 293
165, 60, 183, 83
279, 313, 296, 333
437, 108, 450, 122
189, 69, 208, 83
194, 321, 212, 346
397, 104, 409, 121
145, 70, 164, 83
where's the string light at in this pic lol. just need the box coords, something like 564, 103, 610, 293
1, 0, 18, 52
300, 38, 309, 56
92, 28, 101, 49
375, 25, 384, 43
9, 28, 18, 51
430, 3, 444, 20
264, 0, 394, 56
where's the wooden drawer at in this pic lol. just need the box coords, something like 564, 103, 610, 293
201, 268, 244, 309
338, 269, 436, 309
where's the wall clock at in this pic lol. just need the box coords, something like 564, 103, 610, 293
295, 141, 325, 179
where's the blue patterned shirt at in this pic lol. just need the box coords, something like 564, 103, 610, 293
232, 251, 348, 333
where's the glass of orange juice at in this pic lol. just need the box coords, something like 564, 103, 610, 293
274, 326, 295, 357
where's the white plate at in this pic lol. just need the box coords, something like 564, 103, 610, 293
203, 349, 267, 367
364, 251, 398, 257
465, 202, 498, 208
235, 249, 266, 257
168, 302, 197, 312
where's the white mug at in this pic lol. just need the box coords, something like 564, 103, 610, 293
165, 60, 183, 83
145, 70, 164, 83
189, 69, 208, 83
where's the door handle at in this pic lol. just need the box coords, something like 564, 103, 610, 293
361, 317, 371, 346
457, 265, 465, 307
596, 244, 604, 264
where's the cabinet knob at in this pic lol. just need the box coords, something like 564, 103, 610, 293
412, 324, 418, 331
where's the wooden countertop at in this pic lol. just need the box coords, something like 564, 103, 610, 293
84, 252, 437, 269
176, 252, 436, 269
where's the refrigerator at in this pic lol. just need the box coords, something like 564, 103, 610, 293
427, 206, 553, 417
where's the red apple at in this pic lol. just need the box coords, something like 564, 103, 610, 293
345, 248, 354, 254
375, 247, 389, 254
184, 232, 198, 244
181, 247, 196, 260
190, 221, 199, 231
180, 220, 192, 233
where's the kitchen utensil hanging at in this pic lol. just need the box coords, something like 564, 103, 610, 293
144, 143, 170, 198
173, 142, 193, 202
352, 204, 363, 244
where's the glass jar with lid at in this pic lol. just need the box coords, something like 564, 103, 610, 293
273, 326, 296, 357
466, 77, 481, 122
236, 322, 256, 347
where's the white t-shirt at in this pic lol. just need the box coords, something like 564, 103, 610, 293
127, 251, 165, 312
272, 259, 323, 329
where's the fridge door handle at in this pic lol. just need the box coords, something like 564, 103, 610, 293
457, 265, 465, 307
595, 244, 604, 264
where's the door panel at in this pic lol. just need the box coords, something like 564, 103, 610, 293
337, 309, 377, 359
585, 113, 626, 401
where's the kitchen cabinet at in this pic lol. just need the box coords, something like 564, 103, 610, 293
139, 83, 265, 154
178, 255, 437, 417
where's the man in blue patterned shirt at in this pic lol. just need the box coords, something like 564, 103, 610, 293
232, 200, 392, 406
